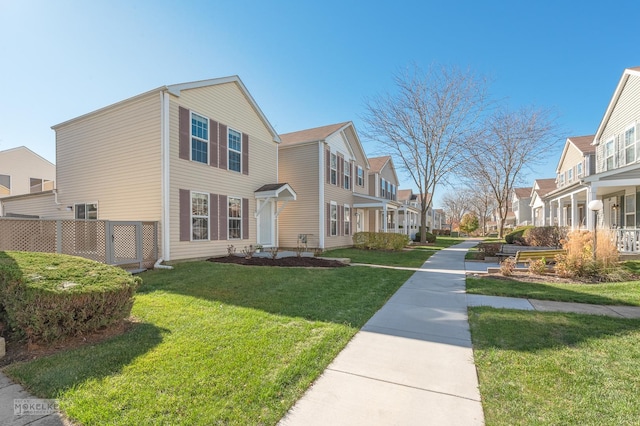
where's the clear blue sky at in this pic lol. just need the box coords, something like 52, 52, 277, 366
1, 0, 638, 205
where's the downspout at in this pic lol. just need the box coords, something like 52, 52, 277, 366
160, 90, 172, 262
318, 142, 325, 249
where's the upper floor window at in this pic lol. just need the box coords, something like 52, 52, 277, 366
567, 168, 573, 182
191, 192, 209, 241
228, 197, 242, 239
558, 173, 565, 186
381, 178, 386, 198
344, 162, 351, 190
0, 174, 10, 195
191, 113, 209, 164
357, 166, 364, 186
330, 153, 337, 185
228, 129, 242, 172
75, 203, 98, 220
29, 178, 54, 193
577, 162, 583, 177
605, 139, 615, 170
625, 125, 636, 165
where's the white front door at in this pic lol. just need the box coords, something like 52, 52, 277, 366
257, 199, 274, 247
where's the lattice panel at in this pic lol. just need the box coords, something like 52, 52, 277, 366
112, 224, 138, 260
0, 219, 57, 252
142, 222, 158, 261
60, 220, 107, 262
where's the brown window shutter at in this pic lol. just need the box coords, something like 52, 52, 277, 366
210, 120, 219, 168
325, 148, 331, 184
242, 198, 249, 239
326, 203, 331, 236
219, 195, 228, 240
219, 124, 228, 170
179, 189, 191, 241
179, 107, 190, 161
242, 133, 249, 175
210, 193, 219, 240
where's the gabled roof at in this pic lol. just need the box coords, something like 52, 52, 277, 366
279, 122, 350, 145
555, 135, 595, 174
594, 67, 640, 143
530, 178, 556, 198
397, 189, 414, 202
513, 187, 532, 199
52, 76, 281, 143
0, 146, 55, 167
368, 156, 391, 173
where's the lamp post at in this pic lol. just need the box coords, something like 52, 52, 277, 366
588, 199, 603, 261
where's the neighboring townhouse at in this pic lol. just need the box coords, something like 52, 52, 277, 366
585, 67, 640, 237
2, 76, 295, 261
433, 209, 446, 230
530, 178, 559, 226
0, 146, 55, 216
278, 122, 369, 250
397, 189, 421, 238
360, 156, 402, 233
541, 135, 595, 229
511, 187, 533, 226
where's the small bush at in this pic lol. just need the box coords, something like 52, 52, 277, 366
555, 230, 621, 280
0, 251, 140, 344
504, 226, 534, 244
523, 226, 567, 247
353, 232, 409, 250
413, 230, 436, 243
500, 258, 516, 276
528, 258, 548, 275
477, 242, 501, 257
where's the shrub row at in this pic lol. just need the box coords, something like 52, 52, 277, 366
0, 251, 140, 344
432, 229, 451, 236
413, 231, 436, 243
353, 232, 409, 250
504, 226, 567, 247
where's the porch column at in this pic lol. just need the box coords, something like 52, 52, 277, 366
571, 193, 578, 231
382, 205, 388, 232
548, 201, 554, 226
586, 186, 597, 231
557, 200, 564, 227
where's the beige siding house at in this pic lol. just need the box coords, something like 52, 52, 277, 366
4, 76, 295, 261
511, 187, 533, 226
278, 122, 370, 250
530, 178, 559, 226
0, 146, 55, 216
356, 156, 401, 233
540, 135, 595, 229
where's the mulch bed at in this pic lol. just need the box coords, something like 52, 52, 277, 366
207, 255, 347, 268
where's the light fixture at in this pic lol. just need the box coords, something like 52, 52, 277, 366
612, 203, 620, 211
66, 206, 73, 211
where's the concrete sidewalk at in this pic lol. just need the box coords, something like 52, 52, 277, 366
280, 240, 484, 425
0, 373, 64, 425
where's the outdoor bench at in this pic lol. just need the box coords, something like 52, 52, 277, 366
514, 249, 566, 265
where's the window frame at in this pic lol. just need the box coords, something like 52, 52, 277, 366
190, 111, 209, 165
567, 168, 573, 183
330, 153, 337, 185
330, 202, 338, 236
344, 161, 351, 190
624, 124, 636, 165
0, 174, 10, 195
577, 162, 583, 177
357, 166, 364, 186
228, 127, 242, 173
625, 194, 636, 228
605, 138, 615, 170
344, 204, 351, 235
228, 196, 242, 240
190, 192, 209, 241
74, 202, 98, 220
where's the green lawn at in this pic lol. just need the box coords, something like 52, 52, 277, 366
4, 261, 414, 425
466, 276, 640, 306
470, 307, 640, 425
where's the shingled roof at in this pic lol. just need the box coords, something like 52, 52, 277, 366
279, 122, 350, 145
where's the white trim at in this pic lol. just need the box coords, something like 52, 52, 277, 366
318, 143, 325, 248
190, 191, 210, 241
161, 91, 171, 260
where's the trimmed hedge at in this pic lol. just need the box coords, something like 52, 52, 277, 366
523, 226, 567, 248
504, 226, 534, 244
413, 230, 436, 243
0, 251, 140, 344
353, 232, 409, 251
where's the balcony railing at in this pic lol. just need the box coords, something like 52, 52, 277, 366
616, 229, 640, 253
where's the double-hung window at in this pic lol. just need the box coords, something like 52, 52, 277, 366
625, 125, 636, 165
330, 203, 337, 236
567, 168, 573, 182
577, 162, 583, 177
357, 166, 364, 186
344, 205, 351, 235
191, 192, 209, 241
228, 129, 242, 172
344, 162, 351, 190
605, 139, 615, 170
191, 113, 209, 164
330, 153, 337, 185
381, 178, 386, 198
626, 194, 636, 228
0, 174, 10, 195
228, 197, 242, 239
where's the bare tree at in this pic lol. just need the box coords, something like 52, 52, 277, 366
362, 64, 488, 242
441, 190, 473, 230
467, 182, 497, 236
464, 106, 560, 238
